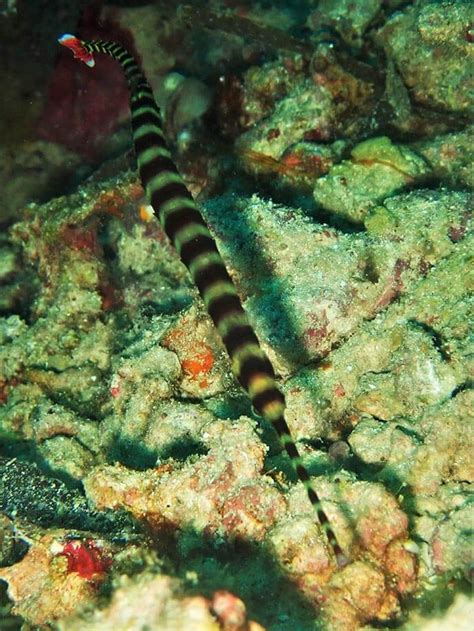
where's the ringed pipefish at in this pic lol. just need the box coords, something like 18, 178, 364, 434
58, 34, 347, 567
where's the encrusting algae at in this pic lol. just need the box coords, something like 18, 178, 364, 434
0, 1, 472, 630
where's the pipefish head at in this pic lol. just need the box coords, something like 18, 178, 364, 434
58, 33, 96, 68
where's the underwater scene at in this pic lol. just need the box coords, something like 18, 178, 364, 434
0, 0, 472, 629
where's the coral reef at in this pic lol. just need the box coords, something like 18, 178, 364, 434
1, 174, 470, 629
0, 1, 472, 630
313, 136, 431, 223
375, 0, 473, 116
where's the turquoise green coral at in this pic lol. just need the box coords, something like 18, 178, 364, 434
59, 34, 347, 566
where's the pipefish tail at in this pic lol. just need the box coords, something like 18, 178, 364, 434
58, 33, 347, 567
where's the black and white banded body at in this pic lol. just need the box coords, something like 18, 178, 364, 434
58, 33, 347, 566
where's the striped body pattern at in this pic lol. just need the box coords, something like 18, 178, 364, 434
59, 35, 346, 566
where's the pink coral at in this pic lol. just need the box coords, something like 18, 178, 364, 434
57, 539, 112, 580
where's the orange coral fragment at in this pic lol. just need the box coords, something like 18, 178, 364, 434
181, 344, 214, 388
139, 204, 155, 222
241, 149, 331, 179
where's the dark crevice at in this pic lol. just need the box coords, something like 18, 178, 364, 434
407, 319, 452, 362
450, 381, 473, 399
